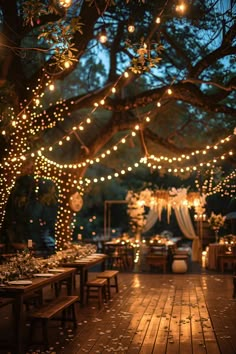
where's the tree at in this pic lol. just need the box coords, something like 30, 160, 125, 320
0, 0, 235, 249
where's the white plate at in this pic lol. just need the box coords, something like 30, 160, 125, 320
91, 253, 105, 256
34, 273, 55, 277
48, 268, 66, 273
8, 280, 32, 286
74, 259, 89, 263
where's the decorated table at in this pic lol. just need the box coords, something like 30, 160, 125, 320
0, 266, 76, 354
0, 242, 100, 352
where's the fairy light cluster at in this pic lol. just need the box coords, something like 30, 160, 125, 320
26, 2, 189, 164
208, 169, 236, 198
1, 0, 234, 249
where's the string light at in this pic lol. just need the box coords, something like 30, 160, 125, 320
99, 26, 108, 44
0, 1, 234, 250
59, 0, 72, 8
127, 18, 135, 33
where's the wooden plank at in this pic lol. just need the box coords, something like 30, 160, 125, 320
152, 287, 175, 354
189, 286, 206, 354
139, 289, 170, 353
196, 286, 221, 354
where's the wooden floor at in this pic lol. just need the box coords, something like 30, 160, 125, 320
0, 269, 236, 354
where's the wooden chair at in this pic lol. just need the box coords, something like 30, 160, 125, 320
217, 245, 236, 273
146, 245, 168, 273
104, 244, 127, 270
146, 254, 168, 273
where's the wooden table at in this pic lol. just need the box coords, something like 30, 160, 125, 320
206, 244, 227, 270
206, 244, 236, 270
62, 254, 107, 306
0, 267, 76, 354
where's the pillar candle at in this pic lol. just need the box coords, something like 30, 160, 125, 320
28, 239, 33, 248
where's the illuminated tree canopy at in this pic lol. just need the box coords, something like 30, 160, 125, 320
0, 0, 235, 248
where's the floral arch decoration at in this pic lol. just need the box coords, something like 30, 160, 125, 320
126, 188, 206, 262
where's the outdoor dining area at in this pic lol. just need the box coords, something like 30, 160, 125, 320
101, 234, 191, 274
0, 243, 110, 353
0, 231, 236, 354
0, 244, 236, 354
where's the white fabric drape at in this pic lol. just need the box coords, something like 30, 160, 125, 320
174, 204, 200, 262
142, 209, 158, 233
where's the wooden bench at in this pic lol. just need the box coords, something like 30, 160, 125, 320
86, 278, 107, 307
29, 295, 78, 346
96, 270, 119, 299
0, 297, 14, 309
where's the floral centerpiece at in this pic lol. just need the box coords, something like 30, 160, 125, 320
0, 249, 49, 282
0, 243, 98, 283
208, 212, 226, 242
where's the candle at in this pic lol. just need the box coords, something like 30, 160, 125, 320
28, 239, 33, 248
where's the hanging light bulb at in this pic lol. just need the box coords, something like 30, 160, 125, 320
127, 18, 135, 33
99, 26, 107, 44
59, 0, 72, 8
176, 2, 186, 13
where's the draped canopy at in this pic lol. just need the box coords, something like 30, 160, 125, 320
126, 188, 206, 261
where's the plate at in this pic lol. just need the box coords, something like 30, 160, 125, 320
90, 253, 105, 256
8, 280, 32, 286
33, 273, 55, 277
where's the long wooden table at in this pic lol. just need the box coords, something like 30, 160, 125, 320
62, 254, 107, 306
0, 267, 76, 354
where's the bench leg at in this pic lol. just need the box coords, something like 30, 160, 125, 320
98, 288, 102, 308
29, 318, 36, 342
42, 319, 49, 348
233, 277, 236, 298
71, 303, 77, 328
106, 279, 111, 299
61, 308, 66, 327
114, 275, 119, 293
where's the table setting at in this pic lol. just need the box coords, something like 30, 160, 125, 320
0, 242, 98, 285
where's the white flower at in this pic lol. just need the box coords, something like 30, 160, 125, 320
208, 212, 225, 230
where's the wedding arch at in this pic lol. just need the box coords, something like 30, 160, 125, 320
125, 188, 206, 262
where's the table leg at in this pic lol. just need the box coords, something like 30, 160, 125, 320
79, 269, 86, 306
66, 271, 74, 295
12, 295, 24, 354
233, 276, 236, 298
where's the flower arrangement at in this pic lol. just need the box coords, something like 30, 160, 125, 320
2, 249, 49, 281
208, 212, 226, 231
126, 190, 148, 234
0, 243, 97, 283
